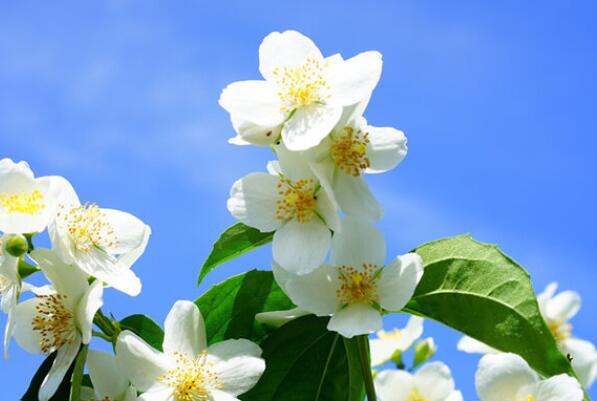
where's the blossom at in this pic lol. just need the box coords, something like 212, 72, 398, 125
12, 249, 103, 401
370, 316, 424, 367
49, 184, 151, 296
227, 153, 339, 275
0, 235, 20, 358
219, 30, 383, 151
304, 101, 408, 221
475, 353, 583, 401
273, 217, 423, 338
80, 350, 137, 401
374, 362, 463, 401
116, 300, 265, 401
0, 158, 72, 234
458, 282, 597, 389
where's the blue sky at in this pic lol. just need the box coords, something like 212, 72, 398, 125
1, 1, 596, 399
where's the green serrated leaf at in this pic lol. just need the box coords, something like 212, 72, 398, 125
197, 223, 273, 285
69, 344, 88, 401
195, 270, 294, 344
241, 315, 364, 401
120, 314, 165, 351
21, 352, 76, 401
408, 235, 584, 389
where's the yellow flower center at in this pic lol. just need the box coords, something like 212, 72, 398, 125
58, 203, 117, 252
407, 388, 429, 401
32, 294, 76, 354
276, 178, 317, 223
331, 126, 371, 177
519, 395, 535, 401
0, 190, 45, 215
546, 318, 571, 342
160, 351, 222, 401
273, 57, 330, 112
377, 328, 403, 341
336, 264, 380, 305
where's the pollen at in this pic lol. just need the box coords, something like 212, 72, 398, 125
546, 318, 572, 342
0, 190, 45, 215
276, 178, 317, 223
407, 388, 429, 401
32, 294, 76, 354
336, 263, 380, 305
58, 202, 117, 252
159, 351, 222, 401
273, 57, 330, 112
377, 328, 403, 341
330, 126, 371, 176
519, 396, 535, 401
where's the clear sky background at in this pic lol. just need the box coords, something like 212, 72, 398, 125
1, 1, 596, 399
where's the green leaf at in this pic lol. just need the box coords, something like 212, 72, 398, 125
195, 270, 293, 344
21, 352, 75, 401
408, 235, 576, 378
69, 344, 88, 401
241, 315, 364, 401
120, 314, 165, 351
197, 223, 274, 285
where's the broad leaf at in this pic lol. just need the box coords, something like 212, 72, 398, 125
197, 223, 273, 285
241, 315, 365, 401
195, 270, 293, 344
120, 314, 165, 351
408, 235, 577, 379
21, 352, 75, 401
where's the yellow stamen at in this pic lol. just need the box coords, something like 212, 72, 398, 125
57, 202, 118, 252
159, 351, 222, 401
336, 264, 380, 305
0, 190, 45, 215
273, 57, 330, 112
276, 178, 317, 223
407, 388, 429, 401
518, 395, 535, 401
546, 318, 572, 342
32, 294, 76, 354
331, 126, 371, 177
377, 328, 403, 341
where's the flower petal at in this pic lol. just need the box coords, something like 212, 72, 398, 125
374, 368, 415, 401
76, 280, 104, 344
39, 339, 81, 401
447, 390, 464, 401
546, 289, 581, 322
520, 374, 583, 401
208, 338, 263, 361
328, 51, 383, 106
210, 390, 242, 401
414, 362, 455, 400
255, 308, 310, 328
475, 353, 538, 401
227, 172, 281, 232
370, 316, 424, 366
366, 126, 408, 174
13, 298, 42, 354
219, 80, 284, 127
100, 208, 150, 255
212, 354, 265, 396
315, 188, 340, 232
283, 264, 340, 316
333, 172, 383, 222
76, 248, 142, 297
331, 217, 385, 268
457, 336, 498, 354
87, 350, 130, 400
163, 300, 207, 357
29, 248, 89, 301
378, 253, 423, 311
230, 115, 280, 146
138, 384, 175, 401
327, 303, 382, 338
561, 337, 597, 388
116, 331, 170, 392
259, 30, 323, 81
282, 103, 342, 151
272, 218, 330, 275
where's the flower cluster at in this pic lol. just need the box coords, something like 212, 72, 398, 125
221, 30, 421, 338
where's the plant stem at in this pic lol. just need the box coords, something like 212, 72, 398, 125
356, 335, 377, 401
92, 330, 113, 342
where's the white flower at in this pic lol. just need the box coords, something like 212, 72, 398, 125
475, 353, 583, 401
12, 249, 103, 401
0, 158, 73, 234
273, 217, 423, 338
370, 316, 424, 366
375, 362, 463, 401
80, 350, 138, 401
458, 282, 597, 389
116, 300, 266, 401
49, 184, 151, 296
304, 101, 408, 221
0, 235, 20, 358
219, 30, 383, 151
227, 154, 339, 275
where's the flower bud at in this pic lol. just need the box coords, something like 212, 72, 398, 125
413, 337, 436, 368
4, 234, 28, 257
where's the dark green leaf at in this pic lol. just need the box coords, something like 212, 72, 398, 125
195, 270, 294, 344
197, 223, 273, 285
21, 351, 75, 401
69, 344, 88, 401
241, 315, 364, 401
408, 235, 576, 378
120, 314, 164, 351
